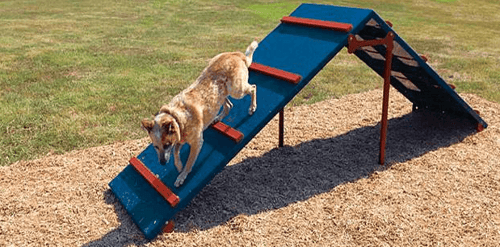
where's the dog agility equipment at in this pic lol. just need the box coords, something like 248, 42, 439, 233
109, 3, 487, 239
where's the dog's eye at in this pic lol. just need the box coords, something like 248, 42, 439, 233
154, 145, 159, 150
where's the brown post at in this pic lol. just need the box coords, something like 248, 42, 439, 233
348, 31, 395, 165
379, 32, 395, 165
279, 109, 284, 147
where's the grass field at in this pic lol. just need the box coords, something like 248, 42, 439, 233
1, 0, 499, 166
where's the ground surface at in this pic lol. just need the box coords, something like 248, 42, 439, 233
1, 89, 499, 246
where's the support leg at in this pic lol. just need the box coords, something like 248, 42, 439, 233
378, 33, 394, 165
348, 31, 395, 165
279, 109, 284, 147
379, 78, 391, 165
163, 221, 175, 233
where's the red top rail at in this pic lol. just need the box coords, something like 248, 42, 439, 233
281, 16, 353, 32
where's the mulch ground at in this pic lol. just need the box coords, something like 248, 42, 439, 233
1, 88, 499, 246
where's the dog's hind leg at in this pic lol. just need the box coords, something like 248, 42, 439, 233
229, 68, 257, 115
174, 135, 203, 187
246, 84, 257, 115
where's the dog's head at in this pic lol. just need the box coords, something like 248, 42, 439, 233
141, 113, 181, 164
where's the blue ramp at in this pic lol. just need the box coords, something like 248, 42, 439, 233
109, 3, 487, 240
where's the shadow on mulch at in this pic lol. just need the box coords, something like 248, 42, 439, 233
84, 110, 478, 246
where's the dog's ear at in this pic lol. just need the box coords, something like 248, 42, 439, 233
141, 118, 154, 133
171, 121, 181, 143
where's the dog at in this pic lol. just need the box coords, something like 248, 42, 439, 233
141, 40, 258, 187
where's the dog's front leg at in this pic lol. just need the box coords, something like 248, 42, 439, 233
173, 143, 183, 172
213, 98, 233, 124
174, 136, 203, 187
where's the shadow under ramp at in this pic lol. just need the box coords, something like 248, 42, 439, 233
174, 109, 477, 232
84, 109, 478, 244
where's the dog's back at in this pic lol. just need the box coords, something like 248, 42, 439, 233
183, 54, 243, 126
166, 41, 258, 129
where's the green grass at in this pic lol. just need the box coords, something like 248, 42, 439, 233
1, 0, 499, 166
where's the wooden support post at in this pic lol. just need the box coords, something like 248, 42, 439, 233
348, 31, 395, 165
279, 109, 284, 147
379, 32, 395, 165
163, 221, 175, 233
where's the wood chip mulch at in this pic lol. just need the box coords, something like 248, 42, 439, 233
1, 88, 499, 246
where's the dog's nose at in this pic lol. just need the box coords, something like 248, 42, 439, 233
158, 154, 167, 165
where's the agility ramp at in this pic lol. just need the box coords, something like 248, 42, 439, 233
109, 3, 487, 239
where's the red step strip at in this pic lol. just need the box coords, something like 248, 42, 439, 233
129, 157, 180, 207
211, 121, 244, 142
249, 63, 302, 84
281, 16, 353, 32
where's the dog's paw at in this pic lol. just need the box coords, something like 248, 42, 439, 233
248, 106, 256, 115
212, 117, 221, 125
174, 172, 188, 187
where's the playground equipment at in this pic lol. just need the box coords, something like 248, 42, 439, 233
109, 3, 487, 239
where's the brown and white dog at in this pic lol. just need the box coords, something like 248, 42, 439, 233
141, 40, 258, 187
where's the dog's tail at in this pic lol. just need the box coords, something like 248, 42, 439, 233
244, 40, 258, 67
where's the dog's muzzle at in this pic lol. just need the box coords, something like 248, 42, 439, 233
158, 144, 174, 164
